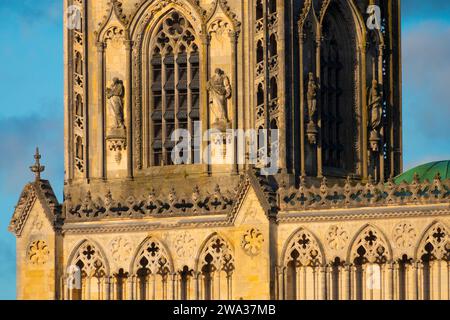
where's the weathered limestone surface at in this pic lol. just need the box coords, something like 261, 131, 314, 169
9, 0, 450, 301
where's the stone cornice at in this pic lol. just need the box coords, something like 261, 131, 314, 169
62, 215, 232, 235
278, 203, 450, 223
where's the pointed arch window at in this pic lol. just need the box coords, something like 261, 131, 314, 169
320, 4, 356, 176
68, 241, 108, 300
198, 235, 235, 300
75, 135, 84, 172
350, 227, 390, 300
283, 229, 324, 300
149, 11, 200, 166
418, 223, 449, 300
133, 238, 172, 300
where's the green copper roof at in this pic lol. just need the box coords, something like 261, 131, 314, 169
394, 160, 450, 184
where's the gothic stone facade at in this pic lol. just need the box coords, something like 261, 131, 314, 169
9, 0, 450, 300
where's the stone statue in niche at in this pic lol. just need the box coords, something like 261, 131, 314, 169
106, 78, 125, 130
106, 78, 127, 164
208, 68, 232, 131
368, 79, 383, 152
307, 72, 317, 120
306, 72, 318, 145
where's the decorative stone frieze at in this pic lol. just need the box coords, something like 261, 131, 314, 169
279, 175, 450, 212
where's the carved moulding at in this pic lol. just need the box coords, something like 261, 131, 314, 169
106, 128, 127, 164
203, 0, 241, 34
95, 0, 129, 39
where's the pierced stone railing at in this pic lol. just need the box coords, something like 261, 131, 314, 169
278, 174, 450, 211
64, 184, 239, 222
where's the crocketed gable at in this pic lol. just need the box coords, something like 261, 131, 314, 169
8, 180, 61, 237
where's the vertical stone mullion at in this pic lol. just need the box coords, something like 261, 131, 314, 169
124, 39, 133, 178
282, 266, 288, 300
199, 273, 205, 301
360, 43, 368, 180
168, 273, 175, 300
343, 264, 350, 301
296, 266, 301, 300
174, 51, 180, 141
315, 38, 323, 178
326, 265, 332, 300
417, 262, 423, 300
187, 51, 193, 165
96, 41, 106, 179
376, 42, 384, 180
387, 262, 394, 300
214, 270, 221, 300
200, 33, 210, 173
430, 261, 435, 300
438, 260, 442, 300
393, 262, 400, 300
298, 29, 306, 176
276, 266, 283, 300
412, 262, 418, 300
362, 264, 367, 300
351, 265, 357, 300
302, 266, 307, 300
319, 266, 327, 300
161, 51, 168, 165
380, 263, 386, 300
227, 274, 233, 300
229, 31, 239, 174
193, 272, 200, 300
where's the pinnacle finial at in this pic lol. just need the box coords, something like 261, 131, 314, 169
30, 147, 45, 181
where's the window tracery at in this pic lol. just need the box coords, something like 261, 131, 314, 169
419, 223, 449, 262
418, 223, 450, 300
149, 11, 200, 166
283, 229, 324, 300
198, 235, 234, 300
350, 226, 390, 300
133, 238, 172, 300
69, 241, 108, 300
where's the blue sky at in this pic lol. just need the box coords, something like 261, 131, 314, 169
0, 1, 449, 299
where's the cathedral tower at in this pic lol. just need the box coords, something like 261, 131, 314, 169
65, 0, 402, 195
13, 1, 450, 301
